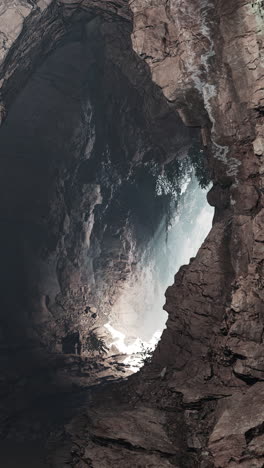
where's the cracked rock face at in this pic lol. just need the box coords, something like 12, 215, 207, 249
0, 0, 263, 467
130, 0, 264, 466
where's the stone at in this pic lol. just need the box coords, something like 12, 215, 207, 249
209, 383, 264, 466
0, 0, 263, 466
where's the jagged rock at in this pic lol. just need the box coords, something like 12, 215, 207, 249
128, 1, 264, 465
209, 383, 264, 467
0, 0, 263, 467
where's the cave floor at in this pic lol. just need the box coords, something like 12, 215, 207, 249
0, 352, 196, 468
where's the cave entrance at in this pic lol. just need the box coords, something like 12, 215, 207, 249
105, 177, 214, 371
0, 17, 213, 382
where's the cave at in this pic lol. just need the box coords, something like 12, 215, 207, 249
0, 1, 263, 467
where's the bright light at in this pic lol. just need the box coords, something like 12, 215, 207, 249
105, 323, 161, 372
105, 177, 214, 374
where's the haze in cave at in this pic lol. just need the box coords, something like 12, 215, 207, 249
106, 177, 214, 371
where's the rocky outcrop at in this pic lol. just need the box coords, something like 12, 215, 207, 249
0, 1, 130, 107
130, 1, 264, 466
0, 0, 263, 467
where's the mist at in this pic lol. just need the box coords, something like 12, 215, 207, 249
105, 176, 214, 368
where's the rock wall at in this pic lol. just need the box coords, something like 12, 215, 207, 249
0, 0, 263, 467
130, 1, 264, 466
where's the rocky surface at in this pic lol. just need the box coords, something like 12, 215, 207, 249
0, 0, 263, 467
130, 0, 264, 466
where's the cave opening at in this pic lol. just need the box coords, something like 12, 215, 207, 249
0, 14, 213, 431
105, 177, 214, 372
1, 1, 262, 466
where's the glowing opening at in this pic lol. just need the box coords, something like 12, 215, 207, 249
105, 176, 214, 372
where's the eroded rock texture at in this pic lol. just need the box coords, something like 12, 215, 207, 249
0, 0, 263, 467
130, 1, 264, 466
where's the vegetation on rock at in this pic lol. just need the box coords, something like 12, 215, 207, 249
84, 329, 109, 355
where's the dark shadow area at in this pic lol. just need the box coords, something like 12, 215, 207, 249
0, 17, 200, 462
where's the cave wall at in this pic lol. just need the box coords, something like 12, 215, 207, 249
130, 1, 264, 466
0, 1, 263, 467
0, 8, 195, 355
